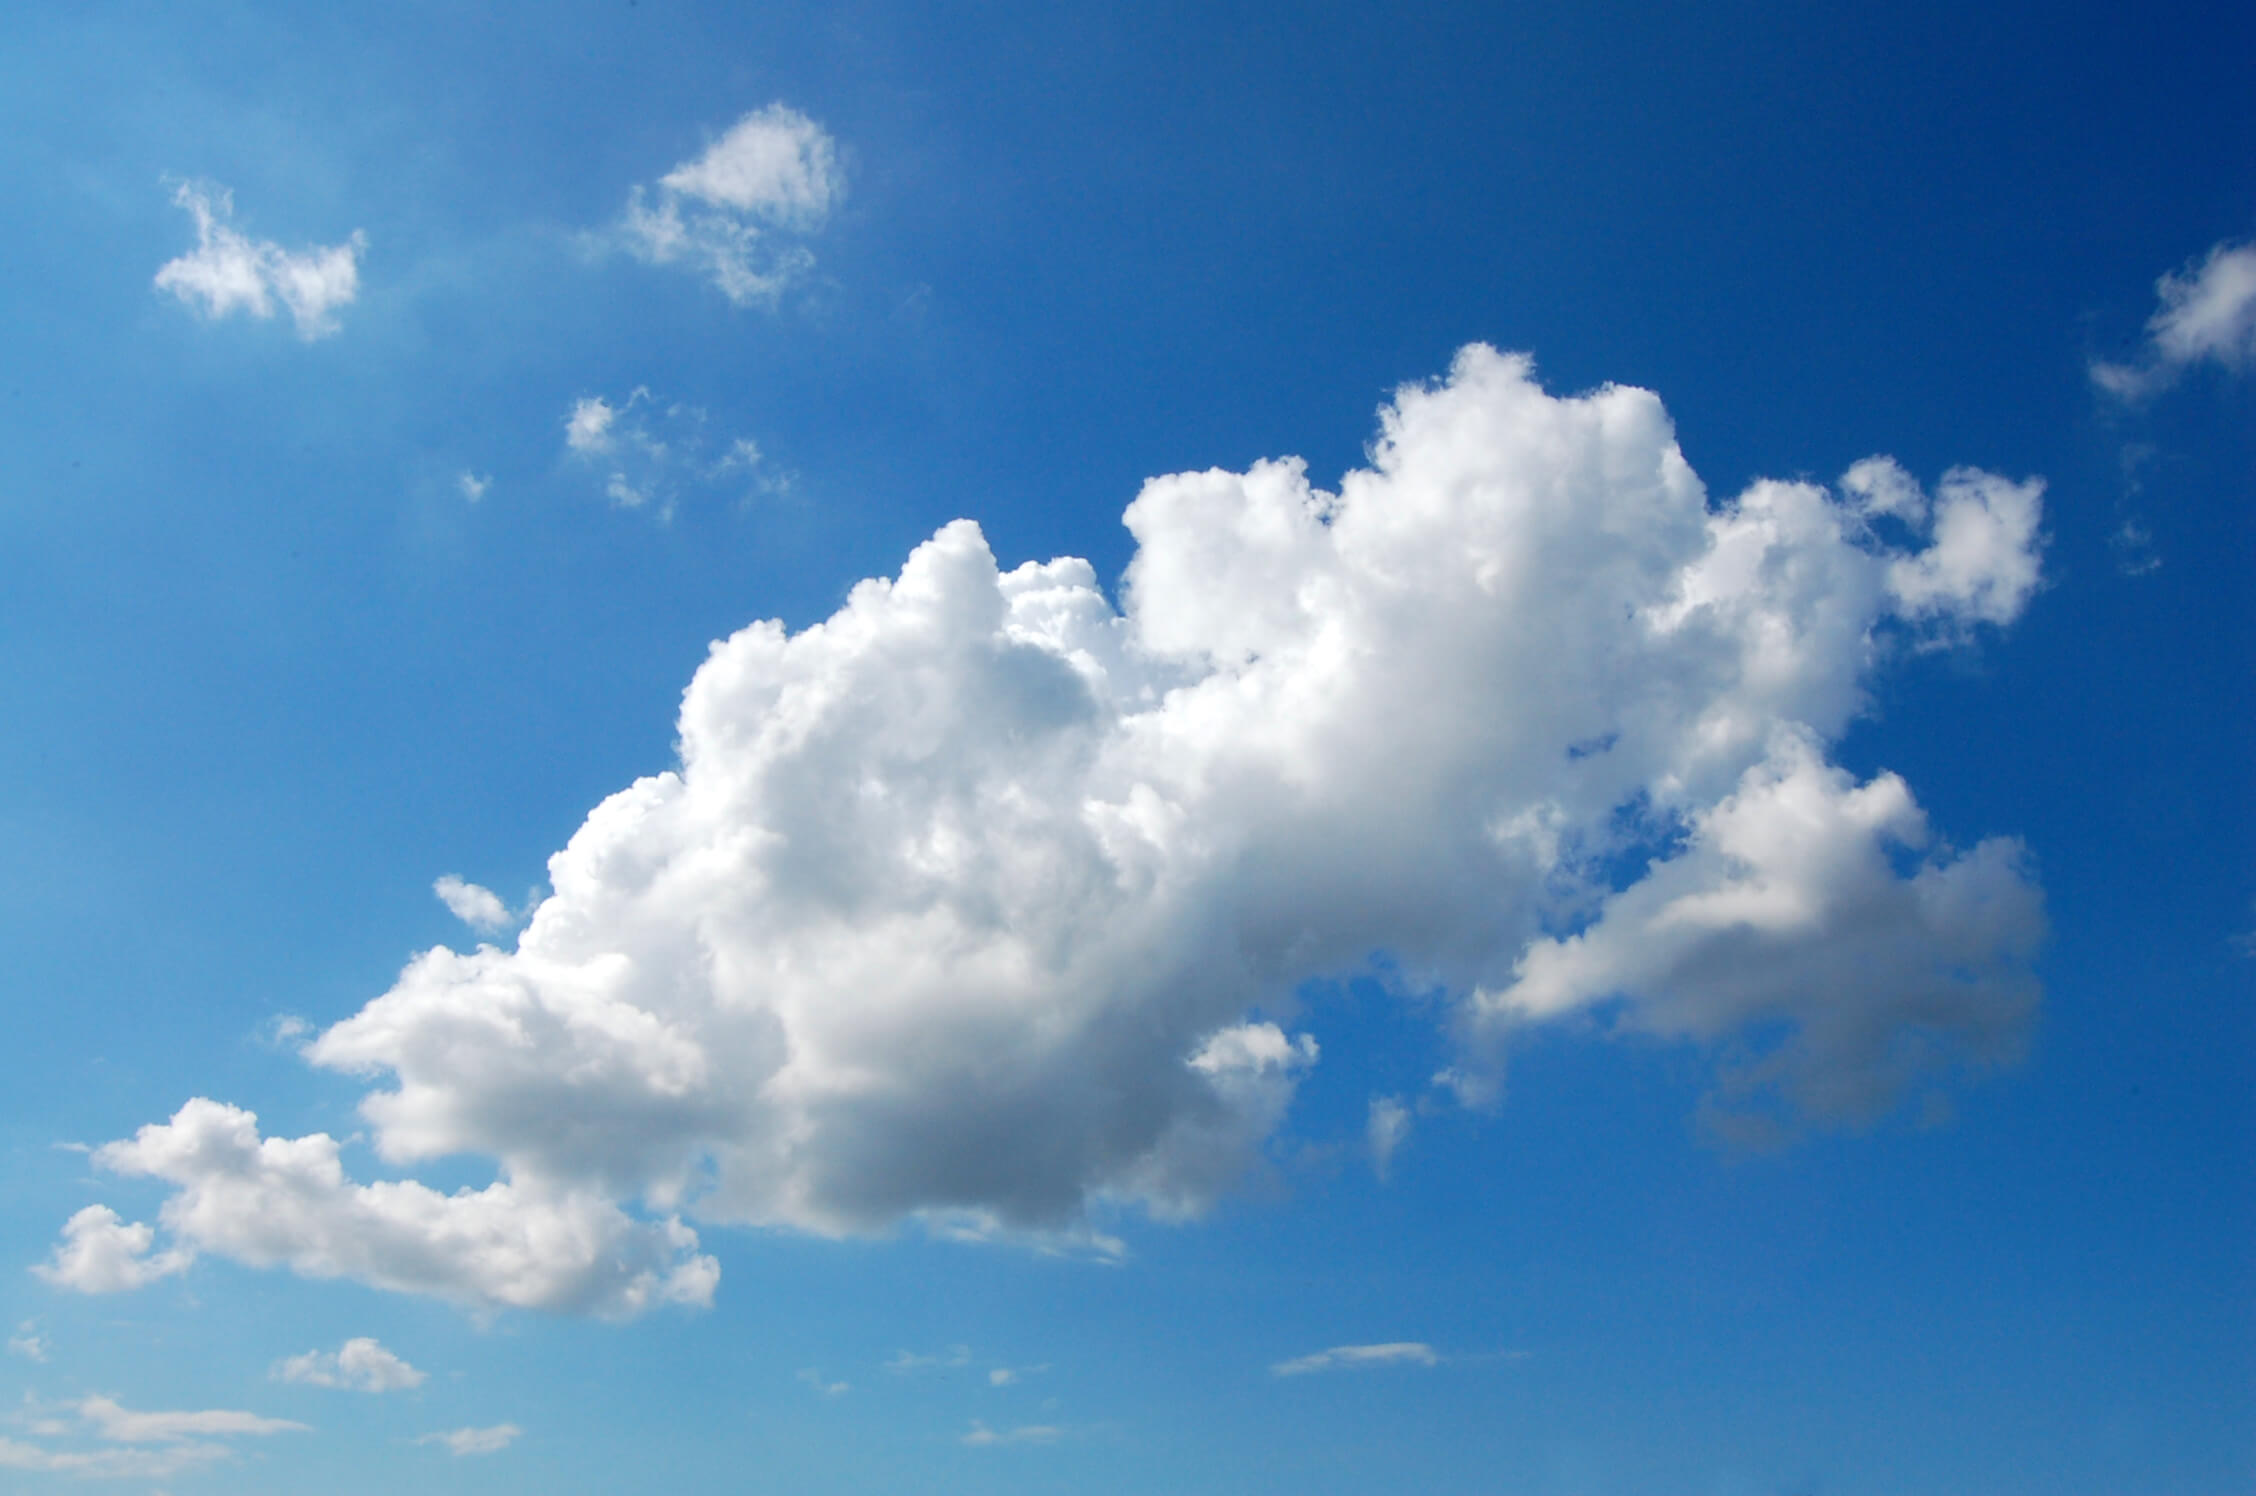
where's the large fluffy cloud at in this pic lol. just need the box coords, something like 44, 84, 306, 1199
51, 347, 2046, 1315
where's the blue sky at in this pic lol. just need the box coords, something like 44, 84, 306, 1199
2, 1, 2251, 1491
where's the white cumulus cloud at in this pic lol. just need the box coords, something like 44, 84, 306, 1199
53, 347, 2046, 1314
1474, 728, 2042, 1126
434, 875, 513, 933
50, 1098, 715, 1318
34, 1205, 192, 1293
1272, 1342, 1440, 1376
618, 104, 842, 305
2092, 237, 2256, 398
272, 1337, 426, 1392
153, 181, 364, 340
418, 1423, 520, 1456
7, 1323, 46, 1362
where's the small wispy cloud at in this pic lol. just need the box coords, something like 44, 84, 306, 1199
961, 1420, 1063, 1447
1270, 1342, 1440, 1377
795, 1368, 849, 1397
6, 1324, 47, 1363
74, 1395, 307, 1445
154, 180, 364, 340
458, 471, 491, 503
884, 1346, 971, 1375
1366, 1095, 1411, 1181
2109, 518, 2161, 577
2092, 237, 2256, 400
417, 1424, 520, 1457
272, 1337, 425, 1393
0, 1435, 233, 1480
1270, 1343, 1530, 1377
561, 388, 775, 518
614, 104, 843, 305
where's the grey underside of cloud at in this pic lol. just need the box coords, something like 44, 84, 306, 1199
51, 346, 2048, 1317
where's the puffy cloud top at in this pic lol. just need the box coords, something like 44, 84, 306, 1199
54, 348, 2046, 1315
659, 105, 841, 226
272, 1336, 426, 1392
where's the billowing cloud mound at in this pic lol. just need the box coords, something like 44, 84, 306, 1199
53, 348, 2046, 1315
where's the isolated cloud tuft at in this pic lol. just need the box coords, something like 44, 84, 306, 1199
434, 876, 513, 933
618, 104, 841, 304
419, 1424, 520, 1456
562, 388, 771, 517
34, 1205, 192, 1293
272, 1337, 426, 1392
1366, 1096, 1411, 1181
1273, 1342, 1440, 1376
2092, 237, 2256, 398
55, 347, 2046, 1314
962, 1420, 1063, 1446
154, 181, 364, 339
